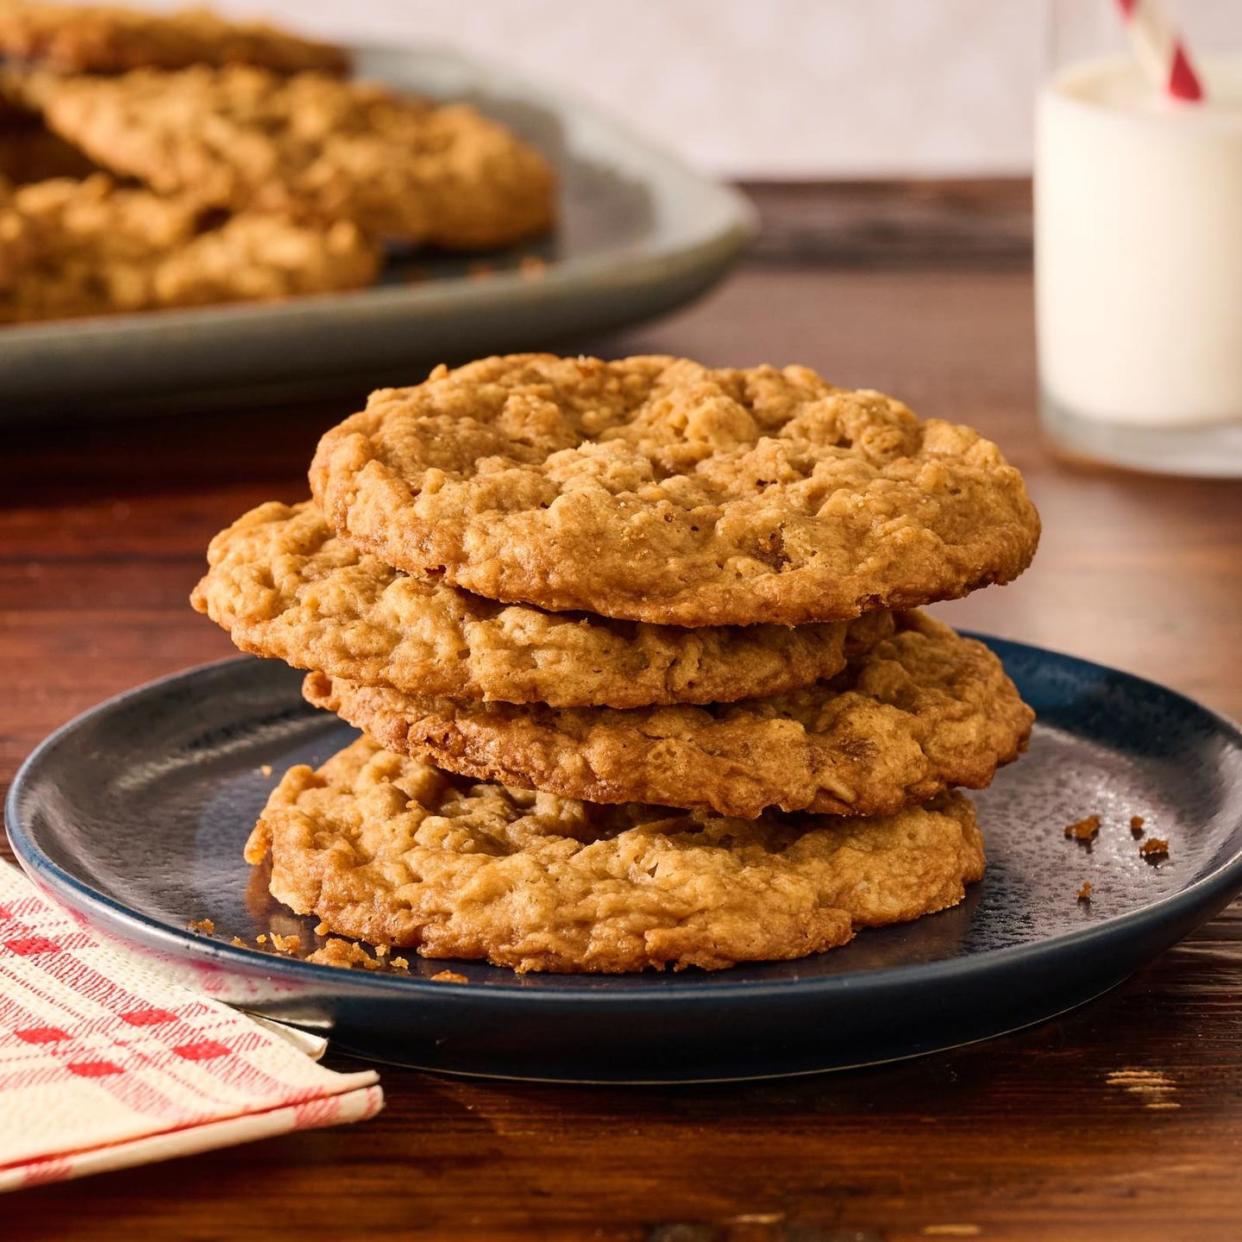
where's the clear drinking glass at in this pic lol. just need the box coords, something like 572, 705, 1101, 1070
1036, 0, 1242, 476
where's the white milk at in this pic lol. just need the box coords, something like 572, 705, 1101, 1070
1036, 57, 1242, 468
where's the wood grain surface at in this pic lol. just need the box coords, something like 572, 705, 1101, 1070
2, 181, 1241, 1241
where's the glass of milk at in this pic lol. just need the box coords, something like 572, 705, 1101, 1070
1036, 3, 1242, 476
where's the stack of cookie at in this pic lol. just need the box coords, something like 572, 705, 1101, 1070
192, 354, 1040, 974
0, 1, 554, 322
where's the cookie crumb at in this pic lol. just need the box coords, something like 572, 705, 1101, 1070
1076, 881, 1093, 903
431, 969, 468, 983
1130, 815, 1145, 837
314, 921, 329, 936
230, 936, 246, 947
373, 943, 390, 957
256, 933, 268, 945
307, 937, 384, 970
1064, 815, 1101, 842
391, 957, 410, 970
1140, 838, 1169, 861
260, 764, 273, 777
268, 932, 301, 953
186, 917, 214, 934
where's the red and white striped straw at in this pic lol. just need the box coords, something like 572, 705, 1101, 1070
1115, 0, 1205, 102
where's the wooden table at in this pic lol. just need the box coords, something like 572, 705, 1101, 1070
3, 182, 1241, 1241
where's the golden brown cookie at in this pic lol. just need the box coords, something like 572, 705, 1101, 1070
309, 354, 1041, 626
247, 734, 985, 973
192, 500, 889, 709
0, 2, 349, 74
0, 174, 378, 323
40, 66, 556, 247
304, 611, 1034, 820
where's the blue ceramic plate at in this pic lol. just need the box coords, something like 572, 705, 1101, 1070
0, 45, 755, 418
7, 638, 1242, 1083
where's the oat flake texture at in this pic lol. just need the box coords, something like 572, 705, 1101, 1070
192, 500, 891, 708
305, 612, 1034, 820
0, 174, 378, 322
310, 354, 1040, 626
247, 734, 985, 973
40, 67, 556, 247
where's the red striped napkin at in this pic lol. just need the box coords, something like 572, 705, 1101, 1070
0, 863, 382, 1191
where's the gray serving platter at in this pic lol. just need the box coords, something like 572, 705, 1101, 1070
0, 45, 755, 419
7, 637, 1242, 1083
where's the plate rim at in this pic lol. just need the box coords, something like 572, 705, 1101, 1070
6, 638, 1242, 1006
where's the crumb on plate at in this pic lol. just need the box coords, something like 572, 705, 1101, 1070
1076, 881, 1093, 903
186, 917, 214, 934
1140, 838, 1169, 861
1064, 815, 1101, 843
431, 969, 468, 984
307, 937, 384, 970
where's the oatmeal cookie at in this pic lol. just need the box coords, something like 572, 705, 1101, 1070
0, 174, 378, 322
248, 734, 986, 973
192, 500, 889, 708
41, 66, 556, 247
304, 611, 1034, 819
0, 2, 349, 74
154, 210, 378, 308
309, 354, 1040, 626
